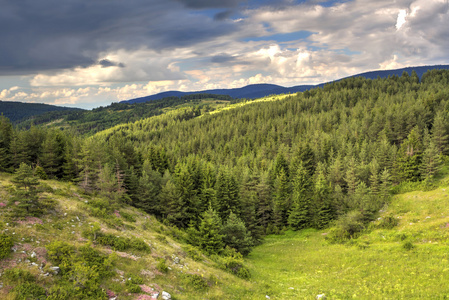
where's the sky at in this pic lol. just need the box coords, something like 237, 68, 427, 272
0, 0, 448, 109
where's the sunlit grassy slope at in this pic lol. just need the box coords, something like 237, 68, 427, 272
0, 173, 253, 300
245, 178, 449, 300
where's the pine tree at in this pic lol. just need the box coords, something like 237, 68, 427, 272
11, 163, 41, 216
40, 130, 65, 178
222, 212, 254, 256
431, 111, 449, 155
256, 172, 273, 231
0, 115, 13, 172
369, 158, 380, 195
288, 162, 311, 230
9, 131, 30, 170
344, 156, 358, 195
197, 208, 224, 255
135, 162, 163, 215
379, 168, 391, 202
272, 169, 290, 229
396, 127, 422, 182
420, 142, 442, 182
312, 164, 333, 229
215, 168, 240, 221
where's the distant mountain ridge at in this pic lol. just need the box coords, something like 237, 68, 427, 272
121, 64, 449, 104
0, 100, 82, 123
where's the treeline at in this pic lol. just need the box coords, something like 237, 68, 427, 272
0, 101, 80, 123
15, 93, 233, 135
2, 70, 449, 255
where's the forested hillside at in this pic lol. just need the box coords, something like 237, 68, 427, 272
1, 69, 449, 298
0, 101, 80, 123
14, 94, 233, 135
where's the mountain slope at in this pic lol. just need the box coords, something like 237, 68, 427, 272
121, 64, 449, 104
0, 172, 254, 299
0, 101, 82, 123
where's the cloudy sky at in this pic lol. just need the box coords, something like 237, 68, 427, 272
0, 0, 448, 109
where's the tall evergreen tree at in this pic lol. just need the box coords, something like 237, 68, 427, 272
0, 115, 13, 171
222, 212, 254, 256
288, 162, 312, 230
197, 207, 224, 255
431, 111, 449, 155
11, 163, 41, 216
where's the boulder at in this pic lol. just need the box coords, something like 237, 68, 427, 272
162, 291, 171, 300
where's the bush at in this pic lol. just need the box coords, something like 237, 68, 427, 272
125, 273, 143, 293
182, 245, 203, 261
95, 233, 150, 253
184, 274, 209, 291
215, 249, 251, 280
326, 211, 365, 243
156, 259, 169, 273
120, 211, 136, 223
3, 268, 35, 284
402, 241, 415, 250
0, 233, 14, 259
377, 214, 399, 229
11, 281, 46, 300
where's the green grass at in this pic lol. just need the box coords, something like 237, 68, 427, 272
244, 181, 449, 300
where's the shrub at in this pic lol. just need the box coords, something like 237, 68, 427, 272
326, 211, 365, 243
125, 273, 143, 293
156, 259, 169, 273
215, 249, 251, 280
95, 233, 150, 253
0, 233, 14, 259
184, 274, 209, 291
120, 211, 136, 223
377, 214, 399, 229
11, 281, 46, 300
3, 268, 35, 284
182, 245, 203, 261
402, 241, 415, 250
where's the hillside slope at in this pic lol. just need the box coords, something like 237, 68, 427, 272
0, 101, 81, 123
0, 172, 254, 299
246, 172, 449, 299
121, 64, 449, 104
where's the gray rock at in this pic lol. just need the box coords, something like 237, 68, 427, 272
50, 266, 60, 274
316, 294, 326, 300
266, 296, 270, 299
31, 251, 36, 258
162, 291, 171, 300
174, 257, 180, 264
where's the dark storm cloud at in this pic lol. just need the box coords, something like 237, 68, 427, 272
0, 0, 238, 75
214, 10, 234, 20
174, 0, 243, 9
99, 59, 125, 68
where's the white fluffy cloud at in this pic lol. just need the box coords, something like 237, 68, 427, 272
2, 0, 448, 108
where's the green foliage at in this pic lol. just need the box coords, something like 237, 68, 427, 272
197, 207, 224, 255
376, 214, 399, 229
182, 245, 203, 261
94, 233, 151, 253
156, 258, 169, 273
215, 250, 251, 280
11, 281, 47, 300
184, 273, 209, 291
221, 212, 254, 256
326, 211, 366, 243
11, 162, 42, 217
120, 211, 136, 222
3, 268, 35, 284
45, 241, 112, 299
125, 273, 144, 293
402, 240, 415, 250
0, 233, 14, 259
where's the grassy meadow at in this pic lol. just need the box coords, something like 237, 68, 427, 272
243, 183, 449, 300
